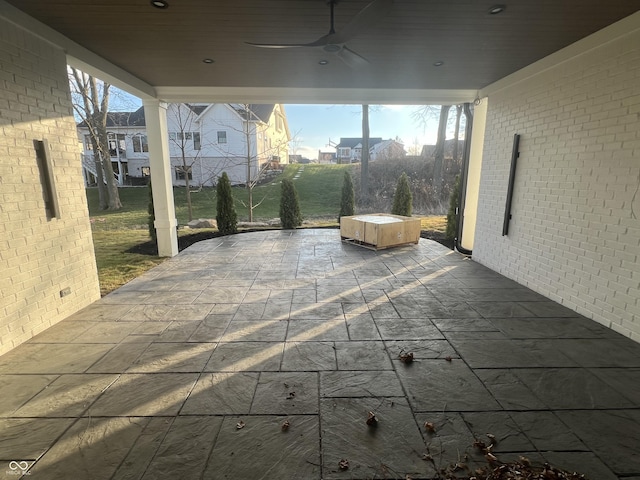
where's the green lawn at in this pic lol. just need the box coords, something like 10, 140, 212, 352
88, 164, 446, 295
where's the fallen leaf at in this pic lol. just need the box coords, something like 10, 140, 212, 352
236, 420, 245, 430
399, 352, 414, 363
486, 433, 497, 445
473, 438, 487, 451
424, 421, 436, 432
422, 453, 433, 461
281, 420, 290, 431
366, 411, 378, 426
485, 452, 498, 464
286, 391, 296, 399
338, 459, 349, 471
444, 356, 452, 362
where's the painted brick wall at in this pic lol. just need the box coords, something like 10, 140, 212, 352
0, 18, 101, 356
473, 28, 640, 341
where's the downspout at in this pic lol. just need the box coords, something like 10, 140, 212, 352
455, 103, 473, 256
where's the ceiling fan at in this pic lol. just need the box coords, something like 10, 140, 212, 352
246, 0, 392, 68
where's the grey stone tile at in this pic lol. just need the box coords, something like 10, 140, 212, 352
69, 322, 140, 343
282, 341, 337, 371
449, 339, 575, 368
489, 316, 618, 339
152, 321, 201, 342
195, 286, 249, 303
13, 374, 118, 417
462, 412, 536, 452
28, 417, 149, 480
543, 452, 619, 480
474, 369, 547, 410
290, 302, 345, 320
187, 315, 231, 342
66, 303, 133, 321
467, 301, 536, 318
88, 373, 198, 416
122, 304, 213, 321
335, 341, 393, 370
548, 338, 640, 367
384, 340, 458, 360
516, 301, 577, 317
222, 320, 288, 342
321, 397, 430, 479
126, 342, 213, 373
345, 313, 382, 340
0, 418, 74, 459
415, 412, 477, 472
0, 343, 113, 374
588, 367, 640, 404
263, 302, 291, 320
321, 371, 404, 397
375, 318, 445, 340
28, 321, 94, 343
87, 343, 151, 373
444, 330, 509, 340
204, 342, 284, 372
0, 374, 56, 417
205, 415, 320, 479
317, 286, 364, 303
512, 368, 635, 409
251, 371, 319, 414
140, 417, 223, 479
232, 302, 267, 320
242, 289, 271, 303
508, 411, 587, 451
396, 360, 501, 411
181, 372, 258, 415
111, 417, 174, 480
287, 319, 349, 342
368, 301, 400, 319
431, 317, 497, 331
556, 410, 640, 476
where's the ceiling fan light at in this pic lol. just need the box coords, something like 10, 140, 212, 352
319, 60, 329, 65
433, 61, 444, 67
202, 58, 215, 64
150, 0, 168, 8
323, 44, 342, 53
488, 4, 505, 14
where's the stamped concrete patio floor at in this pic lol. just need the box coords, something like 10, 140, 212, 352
2, 229, 640, 480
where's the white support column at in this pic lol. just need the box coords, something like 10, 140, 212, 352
143, 99, 178, 257
460, 98, 488, 251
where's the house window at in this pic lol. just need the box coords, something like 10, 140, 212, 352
175, 166, 192, 181
169, 132, 177, 141
84, 134, 93, 151
339, 147, 350, 157
133, 134, 148, 153
217, 131, 227, 144
193, 132, 201, 150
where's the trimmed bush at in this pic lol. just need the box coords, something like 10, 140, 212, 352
148, 181, 156, 242
216, 172, 238, 235
338, 170, 355, 221
280, 178, 302, 229
446, 175, 461, 240
391, 172, 413, 217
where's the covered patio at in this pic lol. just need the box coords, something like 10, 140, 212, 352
2, 230, 639, 479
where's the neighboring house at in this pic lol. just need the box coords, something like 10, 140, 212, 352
335, 137, 382, 163
77, 103, 291, 187
370, 139, 406, 161
317, 151, 337, 164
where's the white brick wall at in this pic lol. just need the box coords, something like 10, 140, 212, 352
0, 18, 101, 356
474, 27, 640, 341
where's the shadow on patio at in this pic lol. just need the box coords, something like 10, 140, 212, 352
1, 229, 639, 479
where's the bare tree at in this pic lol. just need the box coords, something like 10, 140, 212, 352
432, 105, 451, 195
361, 104, 370, 205
69, 68, 122, 210
452, 104, 463, 164
167, 103, 200, 221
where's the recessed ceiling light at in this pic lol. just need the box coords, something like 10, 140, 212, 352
150, 0, 168, 8
202, 58, 215, 64
488, 4, 505, 14
319, 60, 329, 65
433, 61, 444, 67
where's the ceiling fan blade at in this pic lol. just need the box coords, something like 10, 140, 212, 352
332, 0, 392, 44
335, 46, 370, 68
246, 33, 333, 49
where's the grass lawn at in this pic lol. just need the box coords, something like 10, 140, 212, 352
88, 164, 447, 295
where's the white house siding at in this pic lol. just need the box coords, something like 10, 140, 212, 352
0, 18, 101, 355
473, 26, 640, 341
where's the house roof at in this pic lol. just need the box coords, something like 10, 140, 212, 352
77, 106, 146, 128
336, 138, 383, 149
231, 104, 276, 123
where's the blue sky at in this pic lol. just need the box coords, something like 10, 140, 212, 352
284, 104, 441, 159
109, 90, 442, 160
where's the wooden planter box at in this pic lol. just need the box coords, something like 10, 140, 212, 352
340, 214, 421, 250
